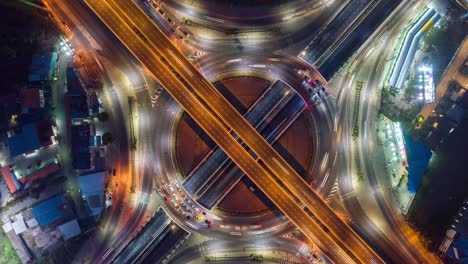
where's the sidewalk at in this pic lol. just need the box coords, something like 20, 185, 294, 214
376, 116, 413, 212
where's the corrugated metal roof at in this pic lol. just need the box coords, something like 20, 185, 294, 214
58, 219, 81, 241
0, 167, 22, 193
7, 123, 41, 157
20, 162, 60, 185
32, 194, 73, 227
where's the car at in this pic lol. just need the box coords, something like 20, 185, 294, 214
195, 215, 203, 222
202, 211, 206, 215
186, 215, 191, 220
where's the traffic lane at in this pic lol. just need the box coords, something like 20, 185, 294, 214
45, 0, 142, 261
201, 54, 338, 193
198, 94, 305, 207
359, 44, 429, 263
161, 0, 324, 27
118, 0, 340, 217
83, 1, 357, 262
130, 12, 375, 260
140, 224, 188, 264
333, 15, 433, 263
90, 1, 378, 262
184, 81, 291, 196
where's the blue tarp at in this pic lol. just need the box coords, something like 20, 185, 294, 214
403, 131, 432, 193
32, 194, 69, 227
7, 123, 40, 157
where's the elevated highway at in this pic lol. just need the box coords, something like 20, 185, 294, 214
84, 0, 384, 262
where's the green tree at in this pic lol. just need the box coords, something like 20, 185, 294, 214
102, 132, 114, 145
97, 112, 109, 122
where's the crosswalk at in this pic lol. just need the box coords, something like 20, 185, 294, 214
133, 83, 147, 92
151, 87, 163, 108
325, 181, 339, 204
192, 49, 207, 59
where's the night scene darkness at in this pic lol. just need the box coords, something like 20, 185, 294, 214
0, 0, 467, 263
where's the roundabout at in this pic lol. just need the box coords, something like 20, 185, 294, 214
149, 53, 338, 238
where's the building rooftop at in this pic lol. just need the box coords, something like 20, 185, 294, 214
12, 219, 27, 235
20, 88, 41, 112
58, 219, 81, 241
32, 194, 74, 228
446, 200, 468, 263
7, 123, 41, 157
77, 171, 105, 220
71, 124, 92, 170
19, 162, 60, 185
28, 52, 57, 82
66, 68, 89, 120
36, 119, 54, 147
0, 166, 22, 193
1, 223, 31, 263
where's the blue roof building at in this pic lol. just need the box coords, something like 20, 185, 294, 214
32, 194, 74, 228
66, 68, 89, 120
7, 123, 41, 157
28, 52, 57, 83
403, 132, 433, 193
77, 172, 105, 221
58, 219, 81, 241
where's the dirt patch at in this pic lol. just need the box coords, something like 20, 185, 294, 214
215, 77, 270, 110
176, 117, 213, 176
217, 181, 269, 213
176, 77, 270, 176
276, 113, 312, 171
175, 77, 314, 214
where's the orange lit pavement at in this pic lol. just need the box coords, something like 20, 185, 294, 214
83, 0, 386, 263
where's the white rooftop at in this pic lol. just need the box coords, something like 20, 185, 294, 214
2, 222, 12, 233
12, 220, 27, 235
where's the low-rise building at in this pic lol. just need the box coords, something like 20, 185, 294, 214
77, 171, 105, 222
58, 219, 81, 241
65, 68, 89, 120
2, 222, 32, 263
71, 123, 92, 170
19, 162, 60, 186
6, 121, 54, 158
0, 166, 22, 193
28, 52, 58, 83
20, 88, 44, 114
32, 194, 74, 228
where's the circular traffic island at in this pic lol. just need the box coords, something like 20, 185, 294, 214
175, 75, 315, 218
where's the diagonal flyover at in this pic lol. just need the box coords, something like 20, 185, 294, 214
83, 0, 385, 263
83, 1, 356, 262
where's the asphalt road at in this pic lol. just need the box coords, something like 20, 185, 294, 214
83, 0, 375, 262
333, 0, 442, 262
